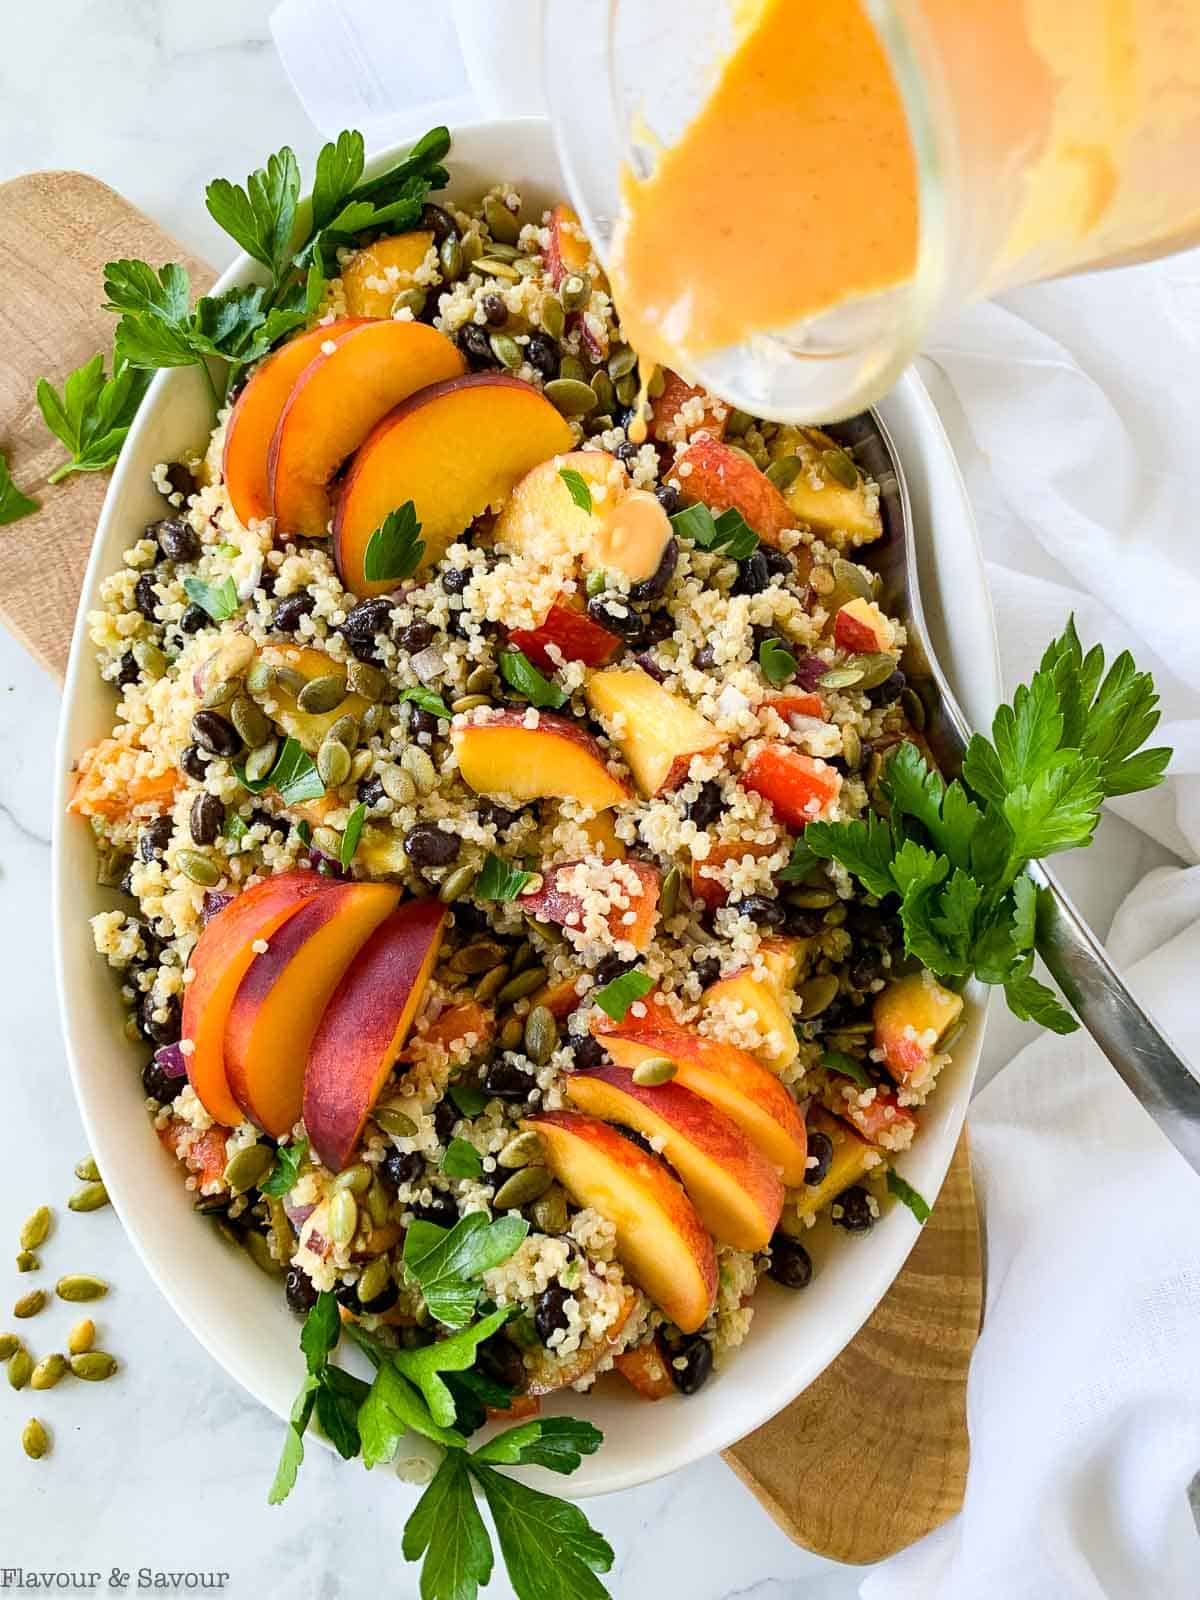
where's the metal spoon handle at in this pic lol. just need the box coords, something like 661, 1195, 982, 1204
1031, 860, 1200, 1171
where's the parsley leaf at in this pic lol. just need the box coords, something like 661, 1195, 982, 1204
268, 1375, 318, 1505
402, 1449, 494, 1600
315, 1364, 369, 1459
886, 1169, 931, 1223
270, 1290, 345, 1504
183, 575, 239, 621
35, 353, 150, 483
0, 453, 38, 525
403, 1212, 529, 1328
469, 1462, 615, 1600
400, 685, 452, 719
358, 1356, 467, 1463
592, 968, 653, 1022
758, 636, 797, 687
449, 1082, 489, 1118
499, 649, 568, 711
473, 1416, 604, 1476
311, 129, 366, 232
340, 802, 367, 869
442, 1138, 483, 1180
475, 852, 534, 901
776, 835, 821, 885
559, 467, 593, 514
206, 146, 301, 281
363, 502, 426, 584
822, 1049, 870, 1087
269, 737, 325, 805
393, 1308, 511, 1427
260, 1136, 308, 1197
1004, 970, 1077, 1034
669, 501, 758, 560
804, 813, 895, 900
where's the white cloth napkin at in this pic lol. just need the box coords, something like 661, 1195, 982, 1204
270, 3, 1200, 1592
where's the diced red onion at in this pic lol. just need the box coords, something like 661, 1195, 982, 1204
154, 1043, 188, 1079
410, 646, 445, 684
791, 653, 829, 692
201, 891, 235, 924
284, 1199, 315, 1226
633, 652, 666, 683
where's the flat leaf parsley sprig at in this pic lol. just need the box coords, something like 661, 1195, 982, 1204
796, 619, 1170, 1031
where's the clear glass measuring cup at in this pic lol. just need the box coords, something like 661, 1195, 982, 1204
543, 0, 1200, 421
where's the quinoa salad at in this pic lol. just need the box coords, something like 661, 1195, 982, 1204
70, 142, 966, 1416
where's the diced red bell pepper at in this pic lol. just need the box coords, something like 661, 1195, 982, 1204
763, 692, 827, 724
487, 1394, 542, 1422
520, 860, 661, 951
507, 598, 620, 672
742, 744, 842, 829
614, 1341, 675, 1400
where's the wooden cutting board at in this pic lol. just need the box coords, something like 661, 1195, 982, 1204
0, 170, 982, 1564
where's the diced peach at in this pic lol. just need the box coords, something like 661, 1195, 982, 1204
68, 737, 179, 820
303, 898, 446, 1170
833, 597, 896, 655
578, 809, 627, 860
255, 644, 370, 755
773, 427, 883, 544
408, 999, 495, 1060
763, 692, 827, 724
530, 975, 585, 1021
545, 203, 594, 287
585, 668, 726, 798
487, 1395, 542, 1422
703, 969, 800, 1075
334, 373, 574, 597
786, 1107, 874, 1224
689, 839, 776, 911
225, 882, 401, 1137
873, 971, 964, 1085
520, 859, 660, 953
158, 1121, 231, 1190
270, 320, 465, 540
524, 1292, 637, 1397
833, 1082, 918, 1150
674, 435, 795, 548
565, 1066, 783, 1250
181, 871, 330, 1127
341, 231, 434, 318
614, 1340, 675, 1401
453, 709, 631, 811
742, 744, 842, 830
507, 597, 620, 672
525, 1111, 718, 1334
649, 371, 727, 445
757, 935, 812, 992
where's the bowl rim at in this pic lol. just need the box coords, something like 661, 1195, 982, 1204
51, 114, 998, 1498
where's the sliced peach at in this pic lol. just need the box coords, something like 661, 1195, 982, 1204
690, 839, 776, 911
833, 597, 897, 655
772, 427, 883, 543
519, 859, 660, 952
674, 435, 795, 548
578, 809, 627, 860
566, 1066, 783, 1251
341, 231, 434, 318
254, 644, 371, 756
223, 319, 369, 528
525, 1111, 717, 1334
405, 999, 495, 1061
545, 202, 595, 287
303, 898, 446, 1171
270, 320, 465, 539
873, 971, 963, 1086
225, 881, 401, 1137
452, 709, 631, 811
524, 1291, 637, 1397
742, 744, 842, 830
786, 1107, 874, 1225
180, 871, 329, 1126
649, 371, 726, 445
613, 1340, 674, 1401
356, 825, 412, 878
585, 668, 726, 797
703, 969, 800, 1075
334, 373, 574, 597
506, 597, 620, 672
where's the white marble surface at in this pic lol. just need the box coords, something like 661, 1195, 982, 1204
0, 3, 1181, 1595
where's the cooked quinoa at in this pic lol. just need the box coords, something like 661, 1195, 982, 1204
74, 176, 956, 1405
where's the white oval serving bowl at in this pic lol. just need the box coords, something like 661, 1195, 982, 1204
53, 117, 999, 1498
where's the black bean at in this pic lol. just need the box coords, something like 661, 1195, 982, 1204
150, 517, 199, 563
180, 743, 208, 782
406, 705, 439, 739
693, 956, 721, 990
764, 548, 793, 578
694, 642, 717, 670
870, 670, 906, 707
420, 203, 458, 247
655, 483, 683, 517
751, 624, 784, 655
134, 573, 160, 619
632, 652, 666, 682
732, 549, 770, 596
404, 823, 460, 869
477, 798, 522, 832
767, 1234, 813, 1289
666, 1335, 713, 1395
179, 604, 208, 634
357, 776, 386, 809
348, 634, 380, 663
525, 332, 559, 380
483, 1058, 535, 1104
333, 1280, 364, 1313
380, 1149, 425, 1191
481, 293, 508, 328
441, 567, 468, 595
362, 1278, 400, 1314
687, 781, 724, 828
165, 462, 198, 500
477, 1333, 525, 1391
138, 816, 174, 862
450, 901, 488, 936
411, 1194, 459, 1229
849, 957, 879, 991
190, 710, 240, 758
729, 894, 787, 929
343, 596, 394, 638
534, 1284, 572, 1344
139, 990, 181, 1048
140, 1053, 178, 1106
190, 792, 224, 847
784, 908, 821, 938
587, 597, 644, 643
614, 440, 639, 466
250, 807, 277, 835
630, 538, 678, 603
642, 609, 675, 645
116, 651, 140, 687
285, 1266, 318, 1315
396, 619, 437, 654
593, 953, 634, 986
571, 1034, 606, 1071
274, 592, 316, 632
833, 1185, 875, 1232
804, 1131, 834, 1187
433, 1098, 459, 1144
457, 323, 494, 370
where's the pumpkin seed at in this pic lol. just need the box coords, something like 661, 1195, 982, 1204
523, 1005, 558, 1066
724, 407, 754, 437
350, 750, 373, 784
560, 272, 590, 312
21, 1418, 49, 1459
659, 864, 681, 921
841, 724, 863, 771
328, 1189, 358, 1247
765, 455, 803, 491
297, 673, 347, 714
449, 940, 505, 976
55, 1275, 109, 1304
901, 686, 927, 731
357, 1255, 392, 1306
202, 674, 239, 709
590, 370, 615, 413
607, 344, 637, 381
493, 1166, 553, 1210
326, 713, 359, 751
823, 904, 847, 927
497, 966, 547, 1006
30, 1354, 68, 1391
347, 660, 385, 702
243, 740, 278, 784
243, 1228, 282, 1277
439, 862, 479, 904
70, 1352, 118, 1382
274, 666, 307, 698
540, 292, 565, 339
460, 231, 483, 266
8, 1347, 32, 1389
381, 766, 417, 805
245, 659, 274, 695
14, 1291, 45, 1319
68, 1319, 95, 1355
475, 256, 520, 281
361, 703, 386, 738
133, 638, 167, 680
365, 1178, 391, 1229
231, 695, 270, 748
312, 825, 342, 860
510, 940, 536, 975
832, 557, 872, 600
787, 886, 837, 909
614, 372, 639, 407
531, 1184, 568, 1235
75, 1155, 100, 1183
450, 693, 490, 714
810, 564, 836, 597
0, 1333, 17, 1360
512, 257, 542, 282
439, 236, 463, 281
177, 849, 220, 887
558, 354, 586, 383
19, 1207, 50, 1252
646, 365, 667, 400
818, 665, 865, 690
220, 1144, 272, 1196
499, 1015, 524, 1051
332, 1163, 372, 1195
401, 745, 437, 794
798, 974, 840, 1018
474, 963, 512, 1005
483, 194, 520, 243
544, 378, 597, 417
372, 1105, 418, 1138
15, 1252, 37, 1274
844, 652, 898, 691
821, 445, 860, 489
632, 1055, 677, 1086
393, 286, 426, 318
497, 1131, 544, 1172
489, 333, 523, 371
465, 664, 494, 694
317, 738, 352, 789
